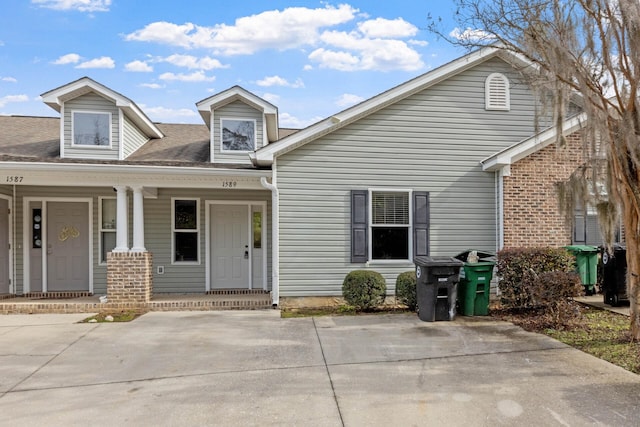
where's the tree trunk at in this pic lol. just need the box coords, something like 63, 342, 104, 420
622, 199, 640, 339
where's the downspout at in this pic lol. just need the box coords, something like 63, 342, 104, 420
260, 174, 279, 307
498, 167, 507, 251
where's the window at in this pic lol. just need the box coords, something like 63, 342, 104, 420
99, 198, 116, 263
253, 211, 262, 249
351, 190, 430, 263
371, 191, 410, 260
485, 73, 510, 111
72, 111, 111, 147
221, 118, 256, 152
173, 199, 199, 263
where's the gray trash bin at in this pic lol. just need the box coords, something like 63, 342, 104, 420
414, 256, 464, 322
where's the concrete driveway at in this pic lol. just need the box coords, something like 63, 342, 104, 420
1, 311, 639, 426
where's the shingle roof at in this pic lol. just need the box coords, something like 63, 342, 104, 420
0, 115, 297, 169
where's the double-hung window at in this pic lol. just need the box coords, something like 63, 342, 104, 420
99, 197, 116, 263
173, 199, 199, 263
351, 189, 430, 263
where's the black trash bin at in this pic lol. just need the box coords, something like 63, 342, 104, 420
600, 244, 628, 307
414, 256, 464, 322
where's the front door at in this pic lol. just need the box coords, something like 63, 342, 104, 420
47, 202, 89, 291
0, 199, 9, 294
211, 204, 249, 289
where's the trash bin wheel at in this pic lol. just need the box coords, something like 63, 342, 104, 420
611, 293, 620, 307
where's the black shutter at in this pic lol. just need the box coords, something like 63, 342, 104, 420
413, 191, 430, 258
351, 190, 368, 263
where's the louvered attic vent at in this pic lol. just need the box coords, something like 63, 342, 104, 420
485, 73, 510, 111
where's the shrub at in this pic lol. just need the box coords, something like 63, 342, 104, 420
497, 247, 575, 310
532, 271, 583, 328
342, 270, 386, 311
395, 271, 417, 311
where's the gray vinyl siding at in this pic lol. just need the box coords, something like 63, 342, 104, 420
276, 57, 542, 297
63, 93, 120, 160
213, 101, 264, 165
12, 186, 271, 294
122, 115, 149, 159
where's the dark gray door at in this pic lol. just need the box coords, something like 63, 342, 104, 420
47, 202, 89, 291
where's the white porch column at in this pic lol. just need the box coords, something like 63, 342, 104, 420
131, 186, 146, 252
113, 185, 129, 252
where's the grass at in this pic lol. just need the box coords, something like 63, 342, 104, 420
81, 311, 144, 323
280, 305, 410, 318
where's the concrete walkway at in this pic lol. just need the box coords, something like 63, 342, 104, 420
1, 311, 639, 426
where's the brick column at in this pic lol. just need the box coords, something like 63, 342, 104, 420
107, 252, 153, 305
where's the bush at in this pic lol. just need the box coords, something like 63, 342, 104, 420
533, 271, 583, 326
395, 271, 417, 311
342, 270, 386, 311
497, 247, 575, 310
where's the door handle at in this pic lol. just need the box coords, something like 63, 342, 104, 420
244, 245, 249, 259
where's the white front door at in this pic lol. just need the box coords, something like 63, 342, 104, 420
211, 204, 250, 289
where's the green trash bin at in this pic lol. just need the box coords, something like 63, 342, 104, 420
564, 245, 599, 295
455, 251, 496, 316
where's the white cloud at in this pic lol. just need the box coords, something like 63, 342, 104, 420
52, 53, 81, 65
140, 83, 164, 89
1, 77, 17, 83
449, 27, 496, 42
124, 4, 358, 55
278, 112, 323, 129
256, 75, 304, 88
75, 56, 115, 69
159, 71, 215, 82
31, 0, 111, 12
140, 105, 198, 121
261, 93, 280, 104
357, 18, 418, 38
125, 60, 153, 72
303, 64, 313, 71
409, 39, 428, 47
335, 93, 365, 108
310, 31, 424, 71
0, 94, 29, 108
160, 54, 229, 70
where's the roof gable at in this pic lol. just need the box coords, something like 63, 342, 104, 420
41, 77, 163, 139
196, 86, 279, 143
250, 45, 534, 166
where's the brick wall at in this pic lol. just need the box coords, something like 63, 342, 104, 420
106, 252, 153, 305
503, 133, 585, 248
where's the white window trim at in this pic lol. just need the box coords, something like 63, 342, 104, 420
98, 197, 116, 265
368, 188, 413, 264
71, 110, 113, 149
220, 117, 257, 153
171, 198, 201, 265
485, 73, 510, 111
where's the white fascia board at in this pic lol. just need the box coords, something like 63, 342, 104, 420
481, 113, 587, 171
253, 45, 504, 165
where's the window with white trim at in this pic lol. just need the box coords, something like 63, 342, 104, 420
172, 199, 199, 263
485, 73, 510, 111
72, 111, 111, 146
371, 191, 410, 260
99, 197, 116, 263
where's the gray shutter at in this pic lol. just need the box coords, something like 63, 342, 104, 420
573, 211, 586, 244
413, 192, 430, 258
351, 190, 368, 263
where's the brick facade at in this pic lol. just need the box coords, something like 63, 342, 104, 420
503, 133, 585, 248
106, 252, 153, 307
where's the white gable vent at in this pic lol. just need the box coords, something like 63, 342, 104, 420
485, 73, 510, 111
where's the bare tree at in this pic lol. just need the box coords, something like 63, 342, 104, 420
433, 0, 640, 338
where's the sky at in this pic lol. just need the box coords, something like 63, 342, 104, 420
0, 1, 469, 129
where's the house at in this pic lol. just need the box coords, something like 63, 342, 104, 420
0, 46, 594, 310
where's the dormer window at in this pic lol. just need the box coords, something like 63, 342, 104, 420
72, 111, 111, 147
485, 73, 510, 111
221, 118, 256, 152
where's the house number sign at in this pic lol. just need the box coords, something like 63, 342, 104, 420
222, 181, 237, 188
5, 176, 24, 183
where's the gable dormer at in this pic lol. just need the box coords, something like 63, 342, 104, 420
41, 77, 163, 160
196, 86, 278, 165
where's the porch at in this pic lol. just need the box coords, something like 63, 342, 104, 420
0, 289, 273, 314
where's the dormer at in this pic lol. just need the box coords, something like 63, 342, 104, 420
196, 86, 278, 165
41, 77, 163, 160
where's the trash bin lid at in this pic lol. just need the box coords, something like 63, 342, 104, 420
564, 245, 599, 253
414, 256, 464, 267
